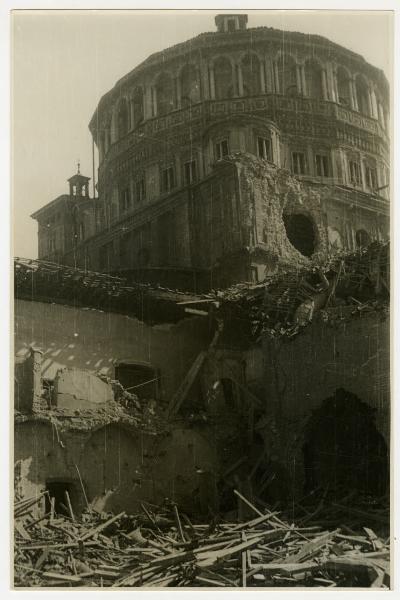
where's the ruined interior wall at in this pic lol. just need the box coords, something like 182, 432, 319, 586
256, 313, 390, 494
14, 299, 213, 402
14, 421, 218, 516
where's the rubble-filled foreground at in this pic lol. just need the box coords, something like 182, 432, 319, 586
14, 489, 389, 588
13, 243, 390, 587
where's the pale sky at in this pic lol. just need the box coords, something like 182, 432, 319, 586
12, 9, 393, 259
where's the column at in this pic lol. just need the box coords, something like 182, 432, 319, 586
175, 75, 182, 108
209, 64, 216, 99
296, 64, 302, 94
327, 64, 338, 102
129, 98, 135, 130
350, 78, 358, 111
237, 62, 244, 96
300, 64, 306, 96
321, 70, 328, 100
110, 110, 117, 143
273, 61, 280, 93
143, 85, 153, 120
232, 61, 238, 97
367, 88, 373, 117
259, 60, 266, 93
151, 86, 157, 117
370, 89, 378, 119
264, 57, 273, 92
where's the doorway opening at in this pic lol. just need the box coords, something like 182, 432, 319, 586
45, 479, 80, 516
303, 388, 388, 497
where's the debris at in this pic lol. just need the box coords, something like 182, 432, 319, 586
14, 490, 389, 588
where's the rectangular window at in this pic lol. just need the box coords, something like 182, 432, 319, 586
48, 233, 56, 254
257, 137, 272, 161
216, 139, 229, 160
135, 178, 146, 202
365, 165, 377, 190
349, 160, 362, 186
161, 166, 176, 193
315, 154, 330, 177
184, 160, 197, 185
292, 152, 306, 175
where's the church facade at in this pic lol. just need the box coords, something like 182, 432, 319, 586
32, 13, 390, 291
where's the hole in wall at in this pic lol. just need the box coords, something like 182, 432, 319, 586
283, 213, 316, 257
45, 479, 80, 516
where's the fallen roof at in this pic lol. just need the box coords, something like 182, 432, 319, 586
14, 257, 204, 325
210, 241, 390, 342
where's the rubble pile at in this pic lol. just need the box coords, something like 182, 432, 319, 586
213, 242, 389, 340
14, 490, 389, 588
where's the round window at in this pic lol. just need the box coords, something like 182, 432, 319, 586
283, 213, 316, 257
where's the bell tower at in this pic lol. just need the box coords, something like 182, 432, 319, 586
215, 14, 248, 33
67, 162, 91, 198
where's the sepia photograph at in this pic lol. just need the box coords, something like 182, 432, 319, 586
11, 7, 393, 590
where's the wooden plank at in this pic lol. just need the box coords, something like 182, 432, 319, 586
42, 572, 82, 583
14, 521, 31, 540
80, 511, 125, 541
233, 489, 264, 518
195, 575, 225, 587
166, 351, 207, 417
65, 490, 75, 521
230, 511, 280, 531
283, 529, 340, 563
197, 535, 265, 568
241, 532, 247, 588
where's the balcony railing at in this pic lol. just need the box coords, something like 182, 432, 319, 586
100, 94, 389, 169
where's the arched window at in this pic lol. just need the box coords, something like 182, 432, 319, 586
336, 67, 351, 107
214, 57, 234, 100
276, 55, 297, 96
156, 72, 175, 116
304, 60, 324, 99
241, 53, 261, 96
355, 75, 370, 116
117, 98, 129, 139
180, 64, 201, 107
132, 87, 144, 127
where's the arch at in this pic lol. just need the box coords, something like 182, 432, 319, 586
304, 59, 324, 99
132, 86, 144, 127
283, 212, 316, 257
355, 74, 370, 116
303, 388, 388, 496
241, 53, 261, 96
180, 64, 201, 107
336, 66, 352, 107
117, 97, 129, 139
155, 71, 175, 116
276, 54, 297, 96
213, 56, 234, 100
